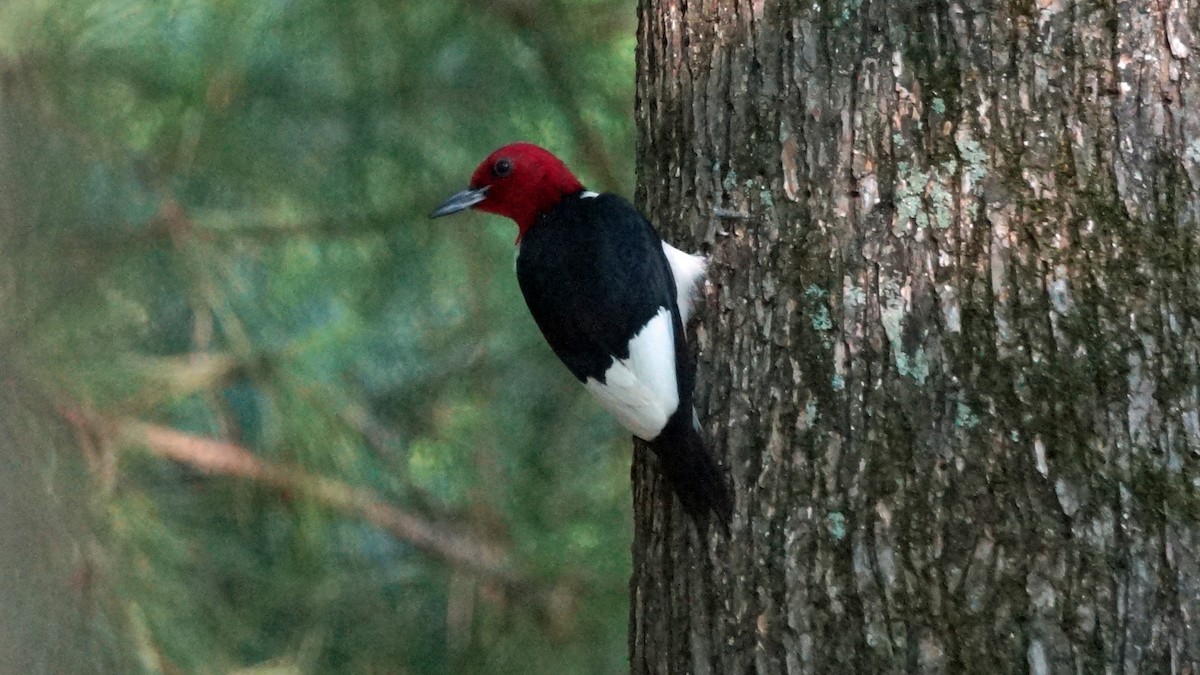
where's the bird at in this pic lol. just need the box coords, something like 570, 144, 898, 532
431, 142, 732, 525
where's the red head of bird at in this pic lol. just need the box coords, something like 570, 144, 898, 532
430, 143, 584, 238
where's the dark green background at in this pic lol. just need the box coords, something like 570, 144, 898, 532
0, 0, 637, 671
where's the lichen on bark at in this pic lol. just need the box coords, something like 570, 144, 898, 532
631, 0, 1200, 671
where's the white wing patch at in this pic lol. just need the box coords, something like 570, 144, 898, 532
661, 242, 707, 324
579, 190, 600, 199
584, 307, 678, 440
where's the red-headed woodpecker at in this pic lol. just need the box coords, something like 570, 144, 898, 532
432, 143, 732, 525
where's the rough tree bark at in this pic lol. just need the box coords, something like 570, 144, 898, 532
630, 0, 1200, 672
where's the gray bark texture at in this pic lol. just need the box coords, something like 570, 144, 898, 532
629, 0, 1200, 672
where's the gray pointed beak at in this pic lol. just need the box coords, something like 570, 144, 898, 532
430, 186, 489, 218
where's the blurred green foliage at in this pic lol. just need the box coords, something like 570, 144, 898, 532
0, 0, 637, 672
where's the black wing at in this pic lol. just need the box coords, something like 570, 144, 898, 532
515, 192, 683, 386
518, 192, 727, 522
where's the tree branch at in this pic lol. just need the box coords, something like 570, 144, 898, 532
116, 418, 520, 585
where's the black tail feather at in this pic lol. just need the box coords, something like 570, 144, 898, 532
647, 414, 733, 527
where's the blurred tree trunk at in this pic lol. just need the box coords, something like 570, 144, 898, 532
630, 0, 1200, 671
0, 376, 119, 674
0, 77, 132, 675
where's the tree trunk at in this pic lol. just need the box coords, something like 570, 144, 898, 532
0, 78, 132, 675
630, 0, 1200, 671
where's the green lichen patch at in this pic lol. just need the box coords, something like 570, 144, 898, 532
955, 401, 981, 429
894, 159, 960, 234
826, 511, 848, 540
804, 285, 835, 345
955, 135, 990, 182
880, 279, 929, 385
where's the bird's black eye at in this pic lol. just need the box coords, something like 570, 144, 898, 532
493, 158, 513, 178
